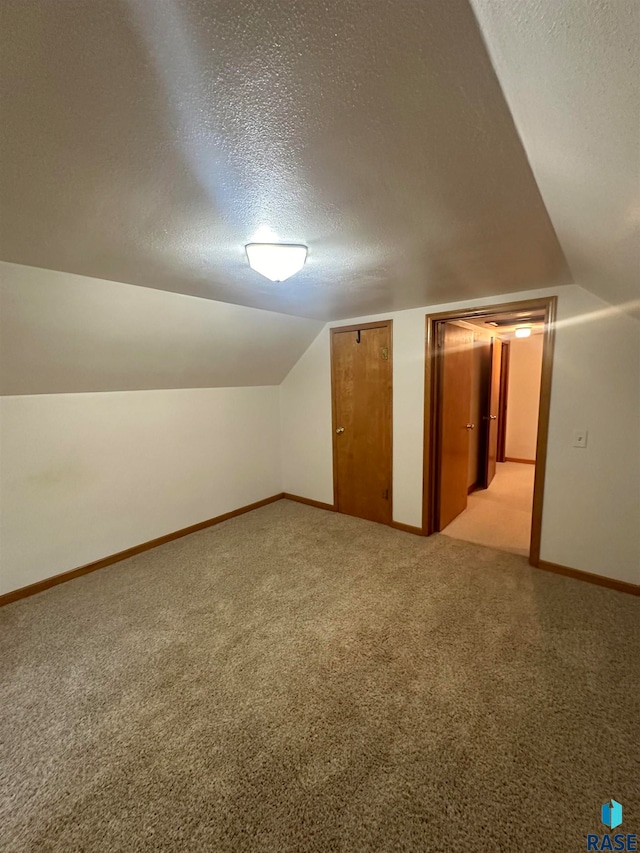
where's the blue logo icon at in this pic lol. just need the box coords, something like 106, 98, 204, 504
601, 799, 623, 830
588, 800, 635, 850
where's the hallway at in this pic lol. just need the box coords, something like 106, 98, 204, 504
441, 462, 535, 556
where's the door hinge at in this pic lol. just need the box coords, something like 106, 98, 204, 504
381, 346, 389, 360
382, 488, 389, 500
436, 323, 444, 347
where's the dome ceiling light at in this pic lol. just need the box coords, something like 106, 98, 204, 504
245, 243, 308, 282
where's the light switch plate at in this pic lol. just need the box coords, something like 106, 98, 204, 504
573, 429, 588, 448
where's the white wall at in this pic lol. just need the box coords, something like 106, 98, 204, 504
280, 284, 640, 584
0, 262, 323, 596
279, 330, 333, 502
0, 262, 323, 395
505, 334, 543, 461
0, 387, 281, 595
2, 274, 638, 595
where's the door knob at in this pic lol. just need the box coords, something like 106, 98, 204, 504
336, 427, 345, 434
465, 423, 475, 429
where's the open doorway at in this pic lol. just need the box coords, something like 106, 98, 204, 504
423, 298, 556, 565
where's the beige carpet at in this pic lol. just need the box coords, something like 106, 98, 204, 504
1, 500, 638, 853
442, 462, 535, 555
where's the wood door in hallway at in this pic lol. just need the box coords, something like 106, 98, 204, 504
437, 322, 473, 530
482, 338, 503, 488
331, 323, 392, 525
497, 341, 510, 463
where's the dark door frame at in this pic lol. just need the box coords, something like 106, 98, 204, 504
422, 297, 557, 566
497, 340, 510, 463
330, 319, 393, 522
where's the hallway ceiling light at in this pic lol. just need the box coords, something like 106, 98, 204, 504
515, 326, 532, 338
245, 243, 308, 282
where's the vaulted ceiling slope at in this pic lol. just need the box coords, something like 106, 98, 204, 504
1, 0, 572, 320
0, 263, 323, 395
470, 0, 640, 315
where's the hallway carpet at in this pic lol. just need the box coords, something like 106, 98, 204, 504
1, 500, 638, 852
442, 461, 535, 555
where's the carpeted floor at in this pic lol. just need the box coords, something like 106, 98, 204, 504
1, 499, 638, 852
442, 461, 535, 555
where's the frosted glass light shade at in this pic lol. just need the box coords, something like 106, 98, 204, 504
515, 326, 532, 338
245, 243, 308, 282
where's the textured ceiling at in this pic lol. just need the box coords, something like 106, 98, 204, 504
0, 263, 322, 395
470, 0, 640, 315
465, 311, 545, 336
0, 0, 571, 320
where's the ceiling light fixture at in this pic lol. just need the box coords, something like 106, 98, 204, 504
515, 326, 532, 338
245, 243, 308, 282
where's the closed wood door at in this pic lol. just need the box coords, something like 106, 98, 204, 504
497, 340, 510, 463
482, 338, 503, 488
438, 322, 473, 530
331, 324, 392, 524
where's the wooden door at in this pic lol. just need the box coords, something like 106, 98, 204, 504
482, 338, 503, 487
497, 341, 510, 463
437, 322, 473, 529
331, 323, 392, 524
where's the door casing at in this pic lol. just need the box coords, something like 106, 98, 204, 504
482, 337, 503, 489
422, 297, 557, 566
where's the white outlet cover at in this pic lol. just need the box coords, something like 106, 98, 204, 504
572, 429, 588, 448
